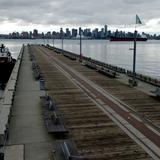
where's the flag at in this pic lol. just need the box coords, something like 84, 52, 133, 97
136, 15, 142, 24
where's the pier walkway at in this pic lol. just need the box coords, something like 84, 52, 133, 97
5, 46, 53, 160
1, 44, 160, 159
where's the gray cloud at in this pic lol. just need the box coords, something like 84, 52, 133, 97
0, 0, 160, 31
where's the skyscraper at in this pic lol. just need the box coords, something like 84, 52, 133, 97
60, 28, 64, 38
66, 28, 71, 38
33, 29, 38, 38
104, 25, 108, 38
72, 29, 78, 37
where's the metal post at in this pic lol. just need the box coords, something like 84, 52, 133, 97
53, 38, 54, 47
133, 30, 137, 86
79, 27, 82, 61
43, 38, 45, 45
62, 37, 63, 50
60, 28, 64, 54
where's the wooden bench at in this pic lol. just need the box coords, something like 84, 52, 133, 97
151, 88, 160, 97
40, 96, 56, 111
63, 53, 76, 61
45, 115, 68, 134
98, 67, 117, 78
32, 62, 42, 80
33, 68, 41, 80
51, 111, 59, 125
62, 141, 85, 160
52, 140, 85, 160
128, 79, 138, 87
43, 106, 68, 134
84, 61, 97, 69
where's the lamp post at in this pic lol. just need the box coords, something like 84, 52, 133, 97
129, 15, 142, 86
47, 38, 49, 45
129, 30, 138, 86
132, 30, 137, 86
62, 38, 63, 50
53, 37, 54, 47
43, 38, 45, 45
79, 27, 82, 61
60, 28, 64, 52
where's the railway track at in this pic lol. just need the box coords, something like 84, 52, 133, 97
29, 45, 157, 159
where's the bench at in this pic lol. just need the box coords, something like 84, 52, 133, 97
128, 79, 138, 87
32, 62, 42, 80
151, 88, 160, 97
43, 105, 68, 134
40, 96, 56, 111
63, 53, 77, 61
84, 61, 97, 69
51, 111, 59, 125
61, 141, 85, 160
30, 55, 34, 61
33, 68, 41, 80
52, 140, 85, 160
98, 67, 117, 78
48, 99, 55, 110
45, 115, 68, 134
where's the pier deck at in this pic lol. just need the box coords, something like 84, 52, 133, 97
1, 44, 160, 159
6, 46, 53, 160
42, 45, 160, 128
30, 45, 160, 159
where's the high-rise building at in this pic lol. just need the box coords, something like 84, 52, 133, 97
33, 29, 38, 39
72, 29, 78, 37
21, 32, 29, 39
83, 29, 91, 37
29, 31, 33, 39
46, 32, 52, 39
60, 28, 63, 38
11, 32, 20, 39
101, 28, 105, 38
104, 25, 108, 37
92, 28, 99, 38
79, 27, 83, 35
66, 28, 71, 38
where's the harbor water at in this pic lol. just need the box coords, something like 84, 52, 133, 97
1, 39, 160, 79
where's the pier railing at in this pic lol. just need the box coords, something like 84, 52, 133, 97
127, 70, 160, 87
45, 44, 160, 88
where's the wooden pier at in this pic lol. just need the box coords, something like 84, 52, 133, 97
1, 44, 160, 159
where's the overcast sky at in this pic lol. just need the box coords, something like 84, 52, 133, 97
0, 0, 160, 34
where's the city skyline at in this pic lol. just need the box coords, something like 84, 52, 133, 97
0, 0, 160, 34
1, 25, 160, 40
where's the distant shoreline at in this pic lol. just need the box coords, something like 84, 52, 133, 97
0, 38, 159, 40
0, 38, 109, 40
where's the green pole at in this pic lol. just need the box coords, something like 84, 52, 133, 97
133, 30, 137, 85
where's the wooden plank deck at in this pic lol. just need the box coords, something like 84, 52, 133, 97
29, 45, 154, 160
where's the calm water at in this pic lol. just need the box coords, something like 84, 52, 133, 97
1, 39, 160, 79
